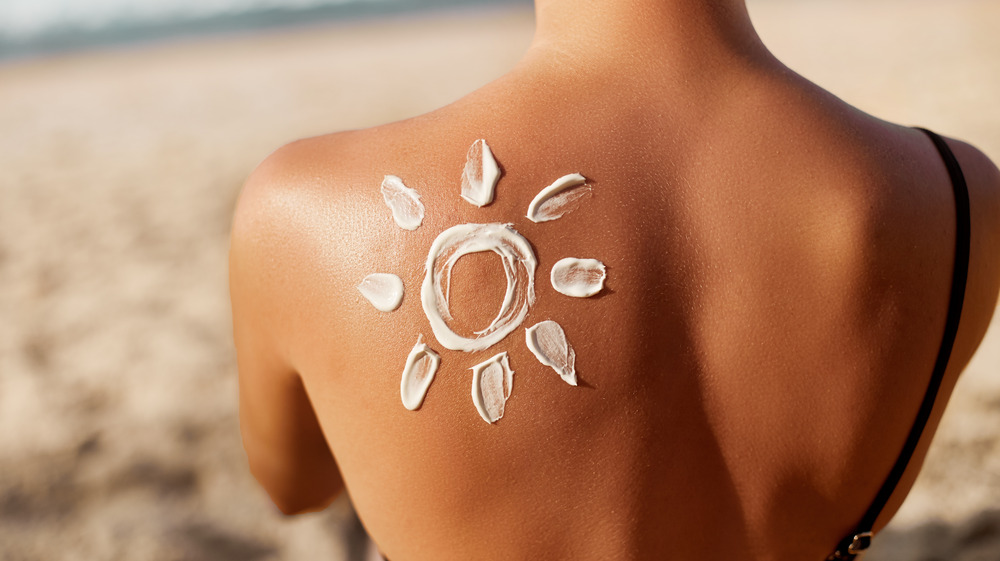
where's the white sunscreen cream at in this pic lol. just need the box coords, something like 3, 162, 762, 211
526, 173, 590, 223
381, 175, 425, 230
461, 139, 501, 207
357, 273, 404, 312
525, 320, 577, 386
470, 352, 513, 423
421, 223, 537, 352
400, 338, 440, 411
550, 257, 606, 297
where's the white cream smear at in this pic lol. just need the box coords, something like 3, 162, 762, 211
381, 175, 425, 230
525, 320, 577, 386
357, 273, 404, 312
461, 139, 501, 207
550, 257, 606, 297
421, 223, 537, 352
400, 337, 440, 411
526, 173, 590, 223
470, 352, 513, 423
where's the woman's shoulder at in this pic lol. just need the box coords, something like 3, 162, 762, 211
937, 132, 1000, 361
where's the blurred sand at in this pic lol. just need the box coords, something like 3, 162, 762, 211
0, 1, 997, 560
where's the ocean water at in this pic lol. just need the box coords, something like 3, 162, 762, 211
0, 0, 525, 59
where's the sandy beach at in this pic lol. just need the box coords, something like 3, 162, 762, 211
0, 1, 997, 559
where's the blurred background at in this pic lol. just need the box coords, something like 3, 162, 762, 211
0, 0, 998, 559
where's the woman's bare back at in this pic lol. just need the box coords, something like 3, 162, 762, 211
230, 2, 1000, 559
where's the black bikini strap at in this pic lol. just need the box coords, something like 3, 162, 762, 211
828, 128, 971, 560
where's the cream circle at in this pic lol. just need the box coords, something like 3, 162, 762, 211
421, 223, 537, 352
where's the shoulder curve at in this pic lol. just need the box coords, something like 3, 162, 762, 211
228, 132, 377, 383
946, 136, 1000, 256
945, 135, 1000, 190
943, 135, 1000, 348
231, 132, 363, 245
228, 132, 361, 346
238, 133, 353, 204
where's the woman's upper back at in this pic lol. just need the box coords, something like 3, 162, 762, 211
230, 5, 1000, 560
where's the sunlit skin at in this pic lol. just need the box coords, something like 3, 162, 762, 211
229, 1, 1000, 559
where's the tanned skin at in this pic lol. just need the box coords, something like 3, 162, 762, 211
230, 1, 1000, 559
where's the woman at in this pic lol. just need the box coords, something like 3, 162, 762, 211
229, 1, 1000, 559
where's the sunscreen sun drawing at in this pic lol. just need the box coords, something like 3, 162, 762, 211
359, 139, 607, 424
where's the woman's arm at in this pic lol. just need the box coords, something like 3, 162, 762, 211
229, 149, 345, 515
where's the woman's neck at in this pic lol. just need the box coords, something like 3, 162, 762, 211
528, 0, 770, 72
